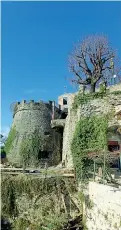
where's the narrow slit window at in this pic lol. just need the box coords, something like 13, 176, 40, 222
63, 97, 67, 105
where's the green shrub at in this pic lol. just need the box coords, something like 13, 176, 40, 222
1, 176, 18, 218
43, 213, 68, 230
99, 83, 106, 94
13, 218, 30, 230
1, 175, 77, 230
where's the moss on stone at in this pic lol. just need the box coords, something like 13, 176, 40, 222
4, 127, 17, 154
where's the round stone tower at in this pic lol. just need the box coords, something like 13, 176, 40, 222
7, 100, 62, 167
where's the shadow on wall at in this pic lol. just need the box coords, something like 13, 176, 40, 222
1, 217, 12, 230
1, 148, 7, 164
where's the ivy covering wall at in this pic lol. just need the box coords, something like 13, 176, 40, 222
71, 116, 108, 180
72, 89, 121, 110
19, 131, 42, 168
72, 92, 106, 110
4, 127, 17, 154
5, 128, 53, 168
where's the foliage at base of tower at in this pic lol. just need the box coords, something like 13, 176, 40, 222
71, 116, 108, 180
4, 127, 17, 154
19, 130, 44, 168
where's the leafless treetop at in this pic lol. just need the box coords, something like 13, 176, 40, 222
68, 35, 121, 92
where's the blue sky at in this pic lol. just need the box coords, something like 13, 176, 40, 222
1, 1, 121, 135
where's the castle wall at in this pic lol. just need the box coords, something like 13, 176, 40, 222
7, 83, 121, 168
62, 110, 78, 168
8, 100, 62, 167
62, 85, 121, 168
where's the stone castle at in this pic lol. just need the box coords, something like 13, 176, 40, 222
7, 83, 121, 168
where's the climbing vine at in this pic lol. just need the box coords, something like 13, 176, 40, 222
72, 92, 107, 110
20, 131, 42, 168
19, 129, 52, 168
4, 127, 17, 154
72, 88, 121, 111
71, 116, 108, 180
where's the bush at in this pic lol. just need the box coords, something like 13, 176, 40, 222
1, 175, 77, 230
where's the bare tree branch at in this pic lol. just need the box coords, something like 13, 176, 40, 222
68, 35, 120, 93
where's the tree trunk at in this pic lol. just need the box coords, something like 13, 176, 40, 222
90, 83, 96, 93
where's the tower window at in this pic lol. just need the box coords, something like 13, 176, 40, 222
63, 97, 67, 105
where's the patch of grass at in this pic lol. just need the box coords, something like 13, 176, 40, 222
13, 218, 30, 230
1, 174, 78, 230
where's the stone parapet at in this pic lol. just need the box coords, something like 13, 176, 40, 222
13, 100, 53, 117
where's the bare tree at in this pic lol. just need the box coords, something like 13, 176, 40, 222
68, 35, 121, 93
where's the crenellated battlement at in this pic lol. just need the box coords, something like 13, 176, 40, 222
13, 100, 54, 117
14, 99, 53, 105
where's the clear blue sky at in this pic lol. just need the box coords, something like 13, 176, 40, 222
1, 1, 121, 135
